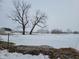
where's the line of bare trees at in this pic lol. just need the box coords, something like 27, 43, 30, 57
9, 0, 47, 35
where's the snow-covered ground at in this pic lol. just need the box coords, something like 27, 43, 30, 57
0, 34, 79, 49
0, 34, 79, 59
0, 50, 49, 59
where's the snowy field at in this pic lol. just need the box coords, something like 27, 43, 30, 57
0, 50, 49, 59
0, 34, 79, 49
0, 34, 79, 59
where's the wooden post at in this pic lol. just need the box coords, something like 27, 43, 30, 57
7, 33, 10, 49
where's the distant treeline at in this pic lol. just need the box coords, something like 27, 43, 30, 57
0, 27, 79, 34
51, 29, 79, 34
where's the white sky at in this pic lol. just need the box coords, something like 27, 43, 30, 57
0, 0, 79, 31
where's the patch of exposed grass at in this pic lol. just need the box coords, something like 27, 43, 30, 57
0, 41, 15, 50
0, 41, 15, 45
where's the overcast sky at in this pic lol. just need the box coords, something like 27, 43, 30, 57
0, 0, 79, 31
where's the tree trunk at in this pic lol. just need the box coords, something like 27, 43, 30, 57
29, 25, 35, 35
22, 25, 25, 35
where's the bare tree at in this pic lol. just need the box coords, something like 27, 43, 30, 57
9, 1, 31, 35
29, 10, 47, 34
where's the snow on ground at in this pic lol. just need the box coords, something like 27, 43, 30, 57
0, 50, 49, 59
0, 34, 79, 49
